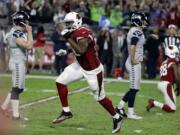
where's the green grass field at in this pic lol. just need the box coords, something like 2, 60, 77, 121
0, 75, 180, 135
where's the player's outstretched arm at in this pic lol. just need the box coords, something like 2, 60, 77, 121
68, 38, 88, 54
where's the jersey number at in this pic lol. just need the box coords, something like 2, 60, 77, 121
160, 63, 168, 77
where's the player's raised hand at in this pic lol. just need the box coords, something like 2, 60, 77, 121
25, 24, 32, 33
61, 29, 73, 40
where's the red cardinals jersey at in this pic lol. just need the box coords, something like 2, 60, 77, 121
160, 58, 178, 84
70, 27, 100, 71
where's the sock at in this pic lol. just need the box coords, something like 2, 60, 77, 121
128, 89, 138, 107
112, 113, 120, 119
1, 93, 11, 110
99, 97, 116, 116
63, 107, 70, 112
153, 101, 163, 108
162, 104, 175, 112
122, 90, 131, 102
128, 107, 134, 115
11, 99, 19, 117
56, 82, 68, 107
117, 100, 125, 109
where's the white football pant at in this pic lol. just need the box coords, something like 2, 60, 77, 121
56, 61, 106, 101
157, 81, 176, 111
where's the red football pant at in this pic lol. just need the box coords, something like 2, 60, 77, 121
56, 82, 68, 107
162, 104, 175, 112
99, 97, 116, 116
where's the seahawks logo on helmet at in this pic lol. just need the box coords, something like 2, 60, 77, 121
131, 12, 148, 27
12, 11, 30, 26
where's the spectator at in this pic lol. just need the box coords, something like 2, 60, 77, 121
144, 29, 160, 79
111, 29, 125, 75
110, 5, 123, 27
39, 0, 54, 23
53, 7, 65, 24
0, 1, 8, 18
51, 22, 68, 74
28, 1, 40, 23
118, 34, 128, 80
167, 4, 180, 26
97, 28, 113, 77
31, 26, 46, 71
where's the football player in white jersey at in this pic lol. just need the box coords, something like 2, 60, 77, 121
116, 12, 147, 120
0, 11, 33, 120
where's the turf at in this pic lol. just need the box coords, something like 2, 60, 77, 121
0, 75, 180, 135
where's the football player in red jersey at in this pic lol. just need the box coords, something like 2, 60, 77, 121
146, 45, 180, 112
52, 12, 122, 133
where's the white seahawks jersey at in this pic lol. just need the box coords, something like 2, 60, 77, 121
127, 27, 145, 62
6, 28, 27, 63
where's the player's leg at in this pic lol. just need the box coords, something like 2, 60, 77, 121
127, 63, 142, 119
83, 65, 123, 133
117, 59, 142, 119
147, 82, 176, 112
10, 62, 26, 119
53, 62, 83, 124
161, 83, 176, 112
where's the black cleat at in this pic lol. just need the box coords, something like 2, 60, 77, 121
115, 107, 127, 118
52, 111, 73, 124
112, 115, 123, 134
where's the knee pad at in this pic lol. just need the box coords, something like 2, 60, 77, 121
11, 87, 23, 100
92, 90, 105, 101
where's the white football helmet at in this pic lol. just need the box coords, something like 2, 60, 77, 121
165, 45, 179, 59
62, 12, 82, 31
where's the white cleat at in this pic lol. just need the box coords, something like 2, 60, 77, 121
127, 113, 142, 120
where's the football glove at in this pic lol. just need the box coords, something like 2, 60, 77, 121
61, 29, 74, 40
56, 49, 67, 56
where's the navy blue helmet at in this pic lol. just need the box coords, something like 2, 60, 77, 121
12, 11, 30, 26
131, 12, 148, 27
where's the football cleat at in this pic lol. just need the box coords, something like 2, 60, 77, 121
112, 115, 123, 134
115, 107, 127, 118
52, 111, 73, 124
127, 113, 142, 120
146, 98, 155, 112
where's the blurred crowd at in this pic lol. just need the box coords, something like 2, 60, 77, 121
0, 0, 179, 27
0, 0, 180, 79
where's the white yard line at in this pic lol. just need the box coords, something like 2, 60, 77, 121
1, 74, 158, 84
20, 81, 112, 109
